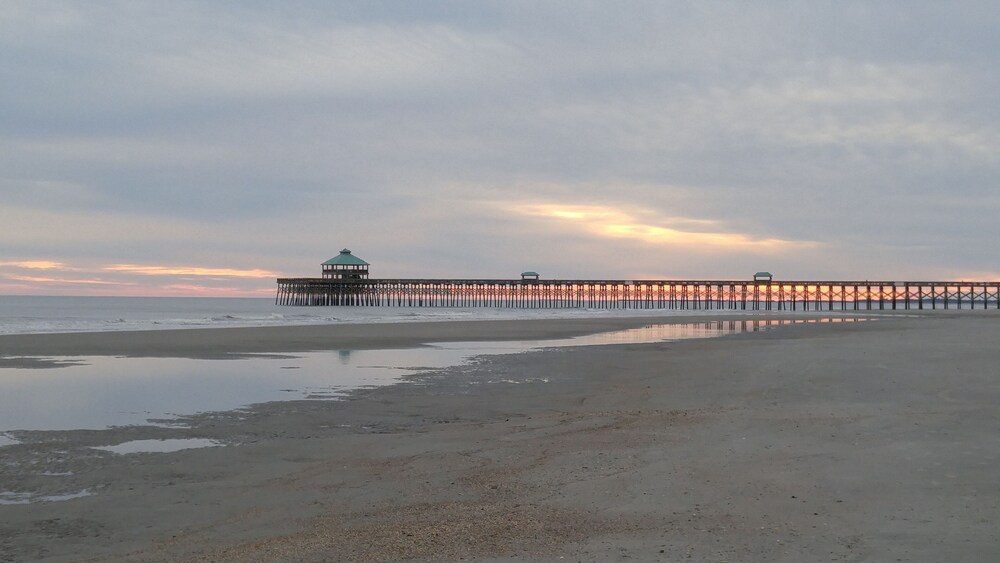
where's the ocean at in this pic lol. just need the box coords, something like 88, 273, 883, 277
0, 295, 707, 335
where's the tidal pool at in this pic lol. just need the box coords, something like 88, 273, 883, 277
94, 438, 225, 454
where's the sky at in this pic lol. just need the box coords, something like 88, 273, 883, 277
2, 1, 999, 297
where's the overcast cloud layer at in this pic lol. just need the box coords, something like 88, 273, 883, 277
2, 1, 999, 296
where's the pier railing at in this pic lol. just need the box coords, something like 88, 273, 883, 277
276, 279, 1000, 311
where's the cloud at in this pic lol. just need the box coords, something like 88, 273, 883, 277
3, 2, 1000, 292
504, 202, 817, 253
105, 264, 279, 279
0, 253, 284, 296
785, 117, 1000, 157
5, 274, 131, 286
0, 260, 68, 270
148, 23, 518, 101
2, 4, 521, 115
528, 57, 988, 159
3, 137, 238, 166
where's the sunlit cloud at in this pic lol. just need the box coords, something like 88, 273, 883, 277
105, 264, 280, 279
506, 202, 816, 252
0, 260, 68, 270
6, 274, 132, 286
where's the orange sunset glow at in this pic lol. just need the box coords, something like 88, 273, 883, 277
0, 261, 71, 270
104, 265, 280, 279
508, 202, 816, 252
0, 261, 284, 297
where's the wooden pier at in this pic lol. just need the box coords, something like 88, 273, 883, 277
275, 278, 1000, 311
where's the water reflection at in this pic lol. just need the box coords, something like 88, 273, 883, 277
0, 317, 869, 432
436, 317, 869, 351
569, 316, 866, 346
0, 348, 472, 432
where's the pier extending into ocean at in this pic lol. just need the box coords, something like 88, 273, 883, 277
275, 278, 1000, 311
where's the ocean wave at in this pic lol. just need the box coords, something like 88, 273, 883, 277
0, 295, 706, 336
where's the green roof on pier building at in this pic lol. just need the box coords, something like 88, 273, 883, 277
323, 249, 370, 266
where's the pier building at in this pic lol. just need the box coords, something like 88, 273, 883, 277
321, 249, 369, 281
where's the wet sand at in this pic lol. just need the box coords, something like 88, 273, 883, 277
2, 312, 1000, 561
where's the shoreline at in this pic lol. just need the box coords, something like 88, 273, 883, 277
2, 312, 999, 561
0, 310, 910, 361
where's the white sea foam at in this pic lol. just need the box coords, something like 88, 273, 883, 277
0, 489, 93, 505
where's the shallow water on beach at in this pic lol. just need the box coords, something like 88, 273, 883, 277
0, 348, 470, 432
94, 438, 225, 454
0, 317, 868, 433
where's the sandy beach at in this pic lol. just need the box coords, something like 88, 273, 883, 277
2, 312, 1000, 562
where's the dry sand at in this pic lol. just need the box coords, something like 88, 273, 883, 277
1, 312, 999, 561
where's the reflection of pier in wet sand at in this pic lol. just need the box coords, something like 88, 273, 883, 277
276, 278, 1000, 311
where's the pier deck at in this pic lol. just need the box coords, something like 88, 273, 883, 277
276, 278, 1000, 311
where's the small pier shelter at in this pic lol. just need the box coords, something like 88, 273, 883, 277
321, 249, 370, 281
